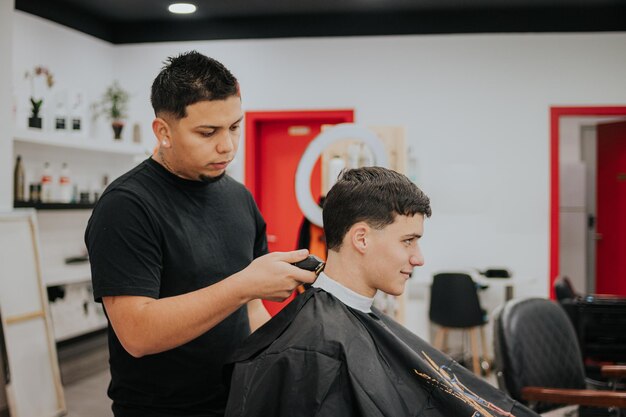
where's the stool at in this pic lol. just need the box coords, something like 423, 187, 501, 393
429, 272, 489, 375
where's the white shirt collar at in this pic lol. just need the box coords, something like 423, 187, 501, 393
312, 271, 374, 313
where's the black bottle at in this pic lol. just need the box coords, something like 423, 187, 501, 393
13, 155, 25, 202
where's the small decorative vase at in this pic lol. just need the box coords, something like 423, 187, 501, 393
112, 121, 124, 140
28, 116, 42, 129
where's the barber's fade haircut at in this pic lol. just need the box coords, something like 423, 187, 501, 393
151, 50, 240, 119
323, 166, 432, 251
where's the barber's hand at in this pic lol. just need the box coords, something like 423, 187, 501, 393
239, 249, 317, 302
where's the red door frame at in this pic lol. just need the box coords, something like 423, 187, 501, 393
244, 109, 355, 200
549, 106, 626, 299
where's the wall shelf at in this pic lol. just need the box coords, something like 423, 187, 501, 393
14, 201, 96, 210
13, 128, 149, 156
44, 263, 92, 287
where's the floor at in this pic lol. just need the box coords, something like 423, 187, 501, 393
64, 369, 111, 417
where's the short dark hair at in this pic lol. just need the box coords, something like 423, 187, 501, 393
323, 166, 432, 251
151, 51, 239, 119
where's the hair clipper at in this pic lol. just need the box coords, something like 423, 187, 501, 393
292, 255, 325, 276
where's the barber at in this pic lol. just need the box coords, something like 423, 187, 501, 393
85, 50, 315, 417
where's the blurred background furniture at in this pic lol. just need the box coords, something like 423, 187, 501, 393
429, 272, 489, 375
554, 275, 579, 302
493, 297, 626, 416
554, 277, 626, 390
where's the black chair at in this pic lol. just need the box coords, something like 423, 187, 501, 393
429, 272, 488, 375
553, 278, 626, 390
493, 297, 626, 415
554, 276, 578, 302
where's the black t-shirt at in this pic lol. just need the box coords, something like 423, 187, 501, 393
85, 158, 268, 417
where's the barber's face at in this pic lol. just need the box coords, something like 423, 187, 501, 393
363, 214, 425, 296
160, 96, 243, 181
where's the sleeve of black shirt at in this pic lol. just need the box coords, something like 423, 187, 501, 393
86, 190, 163, 302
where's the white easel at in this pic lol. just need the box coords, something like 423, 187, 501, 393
0, 210, 66, 417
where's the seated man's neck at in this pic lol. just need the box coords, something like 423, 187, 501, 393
323, 250, 376, 298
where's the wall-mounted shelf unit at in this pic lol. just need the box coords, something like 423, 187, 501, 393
45, 263, 92, 287
9, 128, 147, 343
14, 201, 96, 210
13, 128, 149, 156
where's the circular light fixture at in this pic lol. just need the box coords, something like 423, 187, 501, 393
168, 3, 197, 14
294, 124, 389, 227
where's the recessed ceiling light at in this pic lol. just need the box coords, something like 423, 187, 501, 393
168, 3, 197, 14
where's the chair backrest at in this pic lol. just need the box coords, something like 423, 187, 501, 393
429, 272, 485, 328
493, 297, 586, 412
554, 276, 577, 302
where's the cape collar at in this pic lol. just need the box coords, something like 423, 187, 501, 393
312, 271, 374, 313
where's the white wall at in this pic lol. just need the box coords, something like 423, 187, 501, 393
0, 1, 14, 211
114, 33, 626, 299
12, 11, 115, 136
7, 11, 626, 333
11, 11, 140, 201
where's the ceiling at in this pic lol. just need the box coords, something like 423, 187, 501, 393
15, 0, 626, 44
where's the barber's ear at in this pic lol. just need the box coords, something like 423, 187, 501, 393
152, 117, 172, 148
350, 222, 369, 254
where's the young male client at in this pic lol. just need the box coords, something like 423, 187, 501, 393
225, 167, 538, 417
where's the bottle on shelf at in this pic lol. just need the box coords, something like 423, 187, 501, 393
40, 162, 53, 203
327, 155, 345, 190
54, 90, 67, 131
406, 146, 418, 183
346, 143, 360, 169
358, 143, 374, 167
59, 163, 72, 203
13, 155, 25, 202
70, 93, 83, 133
29, 183, 41, 203
102, 174, 110, 194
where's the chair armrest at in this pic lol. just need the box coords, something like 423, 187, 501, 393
601, 365, 626, 379
521, 387, 626, 408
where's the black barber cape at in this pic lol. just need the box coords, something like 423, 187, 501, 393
224, 288, 538, 417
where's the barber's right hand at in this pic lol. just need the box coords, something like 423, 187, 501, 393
239, 249, 317, 302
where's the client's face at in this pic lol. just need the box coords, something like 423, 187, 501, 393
364, 214, 425, 296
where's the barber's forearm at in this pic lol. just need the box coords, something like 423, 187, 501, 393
106, 273, 252, 357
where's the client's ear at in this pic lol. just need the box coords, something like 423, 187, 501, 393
349, 222, 369, 254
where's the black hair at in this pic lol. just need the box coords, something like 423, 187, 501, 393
323, 166, 432, 251
150, 50, 239, 119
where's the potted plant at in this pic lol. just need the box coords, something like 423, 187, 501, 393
99, 81, 129, 140
24, 66, 54, 129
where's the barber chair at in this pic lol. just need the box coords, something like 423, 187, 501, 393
493, 297, 626, 416
429, 272, 489, 375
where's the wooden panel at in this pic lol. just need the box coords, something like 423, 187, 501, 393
321, 126, 406, 194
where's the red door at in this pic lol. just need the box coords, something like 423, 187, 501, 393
245, 110, 354, 315
596, 120, 626, 296
257, 120, 323, 253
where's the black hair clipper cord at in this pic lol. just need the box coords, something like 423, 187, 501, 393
292, 255, 325, 276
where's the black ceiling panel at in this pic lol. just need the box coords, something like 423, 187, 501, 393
15, 0, 626, 44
